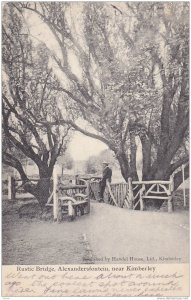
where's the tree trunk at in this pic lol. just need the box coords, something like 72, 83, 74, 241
35, 177, 51, 208
116, 150, 130, 182
140, 136, 151, 180
23, 177, 51, 208
129, 133, 139, 180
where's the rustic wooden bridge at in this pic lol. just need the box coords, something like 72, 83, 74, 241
88, 177, 175, 211
2, 163, 188, 222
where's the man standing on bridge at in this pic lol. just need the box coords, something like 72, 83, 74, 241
99, 162, 112, 203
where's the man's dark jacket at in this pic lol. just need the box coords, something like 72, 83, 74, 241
101, 166, 112, 185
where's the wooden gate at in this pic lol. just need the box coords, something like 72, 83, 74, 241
88, 179, 132, 208
88, 176, 174, 212
132, 177, 174, 212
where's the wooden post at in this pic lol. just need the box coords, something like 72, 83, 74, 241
8, 176, 11, 200
86, 180, 90, 214
140, 184, 145, 211
168, 195, 173, 213
68, 200, 75, 220
106, 181, 119, 207
57, 199, 62, 223
75, 175, 79, 185
170, 174, 174, 192
128, 177, 133, 209
182, 164, 186, 207
53, 168, 58, 221
168, 175, 174, 213
8, 176, 16, 200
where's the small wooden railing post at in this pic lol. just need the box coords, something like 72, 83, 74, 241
168, 175, 174, 213
8, 176, 16, 200
53, 168, 58, 221
75, 175, 79, 185
128, 177, 133, 209
86, 180, 90, 213
140, 184, 145, 211
68, 200, 75, 220
182, 164, 186, 207
57, 199, 62, 223
106, 180, 119, 207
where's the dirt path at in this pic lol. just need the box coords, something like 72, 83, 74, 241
2, 201, 189, 265
84, 203, 189, 264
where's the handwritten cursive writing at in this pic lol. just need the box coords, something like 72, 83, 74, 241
2, 264, 189, 297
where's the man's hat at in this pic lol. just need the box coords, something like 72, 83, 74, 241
102, 161, 109, 165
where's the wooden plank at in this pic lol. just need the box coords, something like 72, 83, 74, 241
128, 178, 133, 209
124, 199, 130, 208
121, 190, 127, 208
59, 184, 86, 190
134, 190, 140, 201
86, 180, 90, 213
159, 184, 170, 196
182, 165, 186, 206
140, 185, 145, 211
59, 196, 76, 202
142, 196, 169, 199
132, 185, 139, 191
47, 191, 54, 204
52, 200, 88, 207
133, 199, 140, 210
74, 193, 87, 199
133, 180, 171, 185
90, 181, 100, 201
8, 176, 16, 200
53, 168, 58, 221
106, 181, 119, 207
145, 184, 157, 196
168, 195, 173, 213
57, 199, 63, 223
120, 184, 123, 207
68, 200, 75, 219
148, 191, 167, 194
116, 185, 120, 206
8, 176, 12, 200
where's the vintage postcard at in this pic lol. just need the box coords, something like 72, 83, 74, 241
1, 1, 189, 297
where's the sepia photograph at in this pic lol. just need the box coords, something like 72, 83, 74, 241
1, 1, 189, 297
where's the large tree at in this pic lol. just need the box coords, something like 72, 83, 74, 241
2, 5, 71, 208
17, 2, 189, 190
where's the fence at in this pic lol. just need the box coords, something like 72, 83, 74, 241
3, 172, 90, 222
2, 176, 39, 200
3, 165, 188, 216
88, 176, 175, 213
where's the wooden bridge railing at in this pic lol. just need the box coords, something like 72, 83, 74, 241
2, 176, 39, 200
87, 176, 175, 213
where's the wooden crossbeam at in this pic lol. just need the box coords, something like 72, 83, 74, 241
134, 190, 141, 200
148, 191, 167, 194
132, 185, 139, 191
145, 184, 157, 196
133, 180, 171, 185
124, 199, 130, 208
46, 191, 53, 204
133, 200, 140, 210
142, 196, 169, 199
106, 181, 119, 207
159, 184, 170, 196
182, 164, 186, 206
